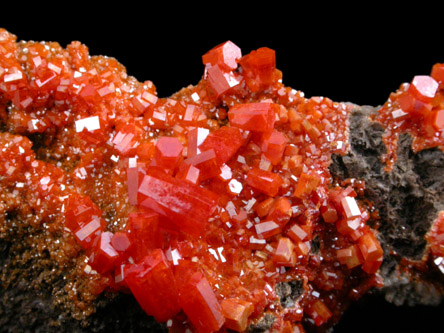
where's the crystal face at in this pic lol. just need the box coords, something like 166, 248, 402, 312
2, 28, 442, 332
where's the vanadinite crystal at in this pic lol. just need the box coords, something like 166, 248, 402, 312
3, 28, 443, 332
374, 63, 444, 171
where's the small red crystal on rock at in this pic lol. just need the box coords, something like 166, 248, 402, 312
175, 163, 200, 184
430, 109, 444, 130
112, 123, 141, 156
287, 223, 310, 242
321, 204, 339, 223
111, 231, 132, 253
340, 196, 361, 219
267, 197, 292, 227
358, 230, 383, 262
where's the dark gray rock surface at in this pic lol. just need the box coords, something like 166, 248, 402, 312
330, 105, 444, 306
330, 105, 444, 332
0, 238, 166, 333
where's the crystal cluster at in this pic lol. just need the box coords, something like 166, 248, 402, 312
374, 63, 444, 171
1, 28, 441, 332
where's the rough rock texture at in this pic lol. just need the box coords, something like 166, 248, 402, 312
330, 105, 444, 306
0, 238, 166, 333
1, 104, 444, 332
275, 280, 304, 309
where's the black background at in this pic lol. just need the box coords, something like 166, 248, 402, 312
4, 9, 443, 107
2, 6, 444, 333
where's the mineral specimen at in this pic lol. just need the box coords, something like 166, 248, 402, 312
0, 29, 443, 332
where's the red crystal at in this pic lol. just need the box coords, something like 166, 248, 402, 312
361, 255, 383, 274
306, 299, 332, 326
294, 173, 321, 199
430, 109, 444, 130
321, 204, 339, 223
126, 210, 161, 261
337, 244, 364, 269
202, 41, 242, 71
180, 149, 219, 181
221, 298, 254, 332
246, 167, 282, 197
239, 47, 277, 92
273, 237, 297, 267
65, 193, 102, 232
89, 231, 120, 274
130, 90, 158, 116
111, 231, 131, 253
178, 270, 225, 332
175, 163, 200, 184
287, 223, 310, 242
126, 161, 145, 205
431, 63, 444, 86
153, 136, 183, 171
64, 193, 105, 250
112, 123, 141, 156
358, 230, 383, 262
126, 249, 180, 322
336, 217, 363, 239
74, 216, 104, 250
199, 126, 244, 165
255, 220, 282, 239
340, 196, 361, 219
205, 64, 242, 97
228, 103, 276, 132
187, 127, 209, 158
138, 168, 219, 236
408, 75, 439, 103
266, 197, 292, 227
259, 130, 288, 165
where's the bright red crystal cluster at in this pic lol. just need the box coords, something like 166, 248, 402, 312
0, 31, 388, 332
374, 63, 444, 171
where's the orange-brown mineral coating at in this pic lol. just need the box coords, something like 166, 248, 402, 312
0, 29, 384, 331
